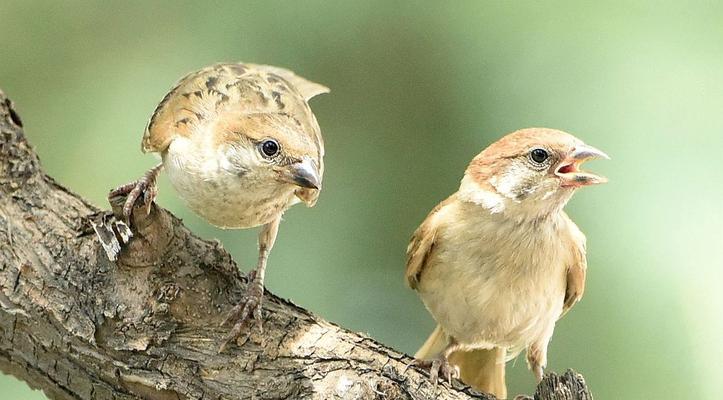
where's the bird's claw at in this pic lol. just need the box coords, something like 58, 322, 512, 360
405, 357, 460, 387
218, 274, 265, 353
109, 166, 161, 225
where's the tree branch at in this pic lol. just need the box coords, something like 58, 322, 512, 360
0, 89, 592, 400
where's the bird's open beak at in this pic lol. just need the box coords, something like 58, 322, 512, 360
281, 157, 320, 189
555, 144, 610, 188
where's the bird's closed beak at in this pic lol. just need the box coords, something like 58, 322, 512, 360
282, 157, 321, 189
555, 144, 610, 188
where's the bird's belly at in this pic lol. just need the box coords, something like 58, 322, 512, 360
419, 251, 566, 350
163, 151, 295, 229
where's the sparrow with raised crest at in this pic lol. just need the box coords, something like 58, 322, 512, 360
406, 128, 608, 398
110, 63, 328, 351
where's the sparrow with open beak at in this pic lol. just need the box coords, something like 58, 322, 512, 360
406, 128, 608, 398
110, 63, 328, 351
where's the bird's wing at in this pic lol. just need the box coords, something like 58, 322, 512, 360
405, 196, 454, 290
560, 212, 588, 319
245, 63, 329, 101
141, 63, 328, 156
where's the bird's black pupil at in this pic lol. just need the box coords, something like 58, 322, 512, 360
531, 148, 548, 163
262, 140, 279, 156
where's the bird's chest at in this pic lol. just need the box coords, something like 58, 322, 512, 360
163, 139, 296, 229
419, 215, 570, 348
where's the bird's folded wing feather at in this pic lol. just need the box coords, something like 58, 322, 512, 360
245, 63, 330, 101
560, 212, 588, 318
405, 197, 455, 290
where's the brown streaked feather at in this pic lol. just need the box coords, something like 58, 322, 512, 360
141, 67, 206, 153
560, 211, 588, 318
405, 222, 437, 290
405, 196, 455, 289
141, 63, 328, 163
245, 63, 330, 101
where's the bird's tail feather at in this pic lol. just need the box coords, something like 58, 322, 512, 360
416, 325, 507, 399
414, 325, 449, 359
450, 347, 507, 399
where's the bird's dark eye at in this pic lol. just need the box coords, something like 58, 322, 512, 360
529, 148, 549, 164
260, 139, 280, 157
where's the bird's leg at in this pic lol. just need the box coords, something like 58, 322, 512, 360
108, 163, 163, 224
407, 340, 462, 386
219, 216, 281, 352
526, 340, 548, 382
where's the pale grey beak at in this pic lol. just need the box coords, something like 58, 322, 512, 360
556, 144, 609, 187
569, 144, 610, 161
288, 157, 320, 189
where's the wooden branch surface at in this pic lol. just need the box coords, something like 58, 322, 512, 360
0, 89, 592, 400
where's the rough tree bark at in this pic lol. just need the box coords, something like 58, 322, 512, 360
0, 89, 593, 400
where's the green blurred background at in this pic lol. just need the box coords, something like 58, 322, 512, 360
1, 1, 722, 398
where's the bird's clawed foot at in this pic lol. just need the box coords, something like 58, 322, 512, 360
405, 357, 460, 387
218, 270, 265, 352
109, 164, 162, 224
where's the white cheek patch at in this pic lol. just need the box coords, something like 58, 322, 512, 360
489, 165, 525, 202
473, 190, 506, 214
459, 175, 506, 213
220, 144, 259, 176
168, 136, 223, 179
